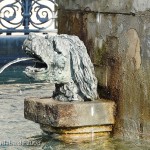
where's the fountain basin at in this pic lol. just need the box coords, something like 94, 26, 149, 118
24, 97, 116, 141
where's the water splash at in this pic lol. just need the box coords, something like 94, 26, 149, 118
91, 106, 94, 116
0, 57, 34, 74
91, 106, 94, 141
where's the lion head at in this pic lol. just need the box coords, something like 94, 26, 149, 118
23, 33, 98, 101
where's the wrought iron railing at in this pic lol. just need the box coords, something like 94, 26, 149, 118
0, 0, 58, 34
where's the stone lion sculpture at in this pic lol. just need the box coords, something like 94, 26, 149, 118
23, 33, 98, 102
0, 33, 98, 102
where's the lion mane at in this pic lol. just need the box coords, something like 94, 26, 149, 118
49, 34, 98, 101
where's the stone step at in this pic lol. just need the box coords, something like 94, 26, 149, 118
24, 97, 116, 134
24, 97, 116, 142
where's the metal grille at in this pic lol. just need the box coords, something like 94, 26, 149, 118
0, 0, 58, 34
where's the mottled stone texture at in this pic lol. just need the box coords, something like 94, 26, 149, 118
24, 98, 115, 127
58, 0, 150, 140
58, 0, 150, 13
23, 33, 98, 102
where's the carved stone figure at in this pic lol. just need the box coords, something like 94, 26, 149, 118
23, 33, 98, 102
0, 33, 98, 102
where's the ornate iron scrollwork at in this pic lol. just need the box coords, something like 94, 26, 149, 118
30, 0, 58, 30
0, 0, 58, 34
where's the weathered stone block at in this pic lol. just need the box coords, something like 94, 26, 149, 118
58, 0, 150, 13
24, 97, 115, 128
58, 7, 150, 138
57, 0, 150, 140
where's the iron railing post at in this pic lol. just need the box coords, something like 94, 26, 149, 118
22, 0, 32, 34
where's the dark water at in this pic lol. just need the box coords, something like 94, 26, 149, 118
0, 66, 150, 150
0, 65, 37, 84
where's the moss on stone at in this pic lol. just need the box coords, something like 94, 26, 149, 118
94, 43, 107, 65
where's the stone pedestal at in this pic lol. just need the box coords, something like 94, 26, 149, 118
24, 97, 115, 142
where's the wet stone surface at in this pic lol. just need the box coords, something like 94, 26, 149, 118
24, 97, 115, 142
24, 97, 115, 127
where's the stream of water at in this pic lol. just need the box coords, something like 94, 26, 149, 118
0, 66, 149, 150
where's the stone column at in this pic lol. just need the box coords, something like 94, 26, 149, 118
57, 0, 150, 140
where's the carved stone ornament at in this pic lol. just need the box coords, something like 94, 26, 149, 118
23, 33, 98, 102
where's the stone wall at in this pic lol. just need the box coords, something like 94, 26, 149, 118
58, 0, 150, 140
